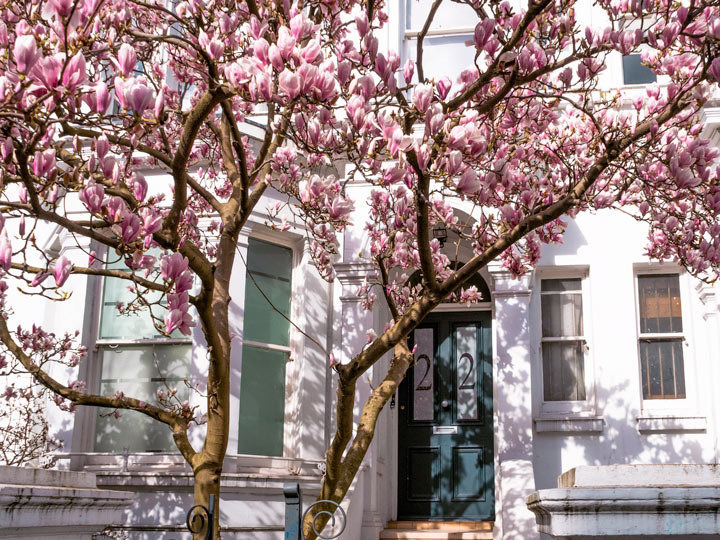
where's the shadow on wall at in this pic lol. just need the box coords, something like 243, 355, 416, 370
533, 375, 708, 491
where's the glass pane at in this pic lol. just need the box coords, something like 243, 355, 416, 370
541, 293, 583, 337
622, 54, 657, 85
99, 272, 163, 340
640, 339, 685, 399
94, 344, 191, 452
542, 341, 586, 401
412, 327, 434, 421
238, 345, 287, 456
638, 274, 682, 334
404, 35, 475, 85
243, 239, 292, 346
456, 325, 478, 420
405, 0, 477, 30
541, 278, 582, 293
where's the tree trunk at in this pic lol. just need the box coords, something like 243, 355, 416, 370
191, 463, 223, 539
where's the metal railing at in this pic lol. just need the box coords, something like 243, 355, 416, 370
284, 483, 347, 539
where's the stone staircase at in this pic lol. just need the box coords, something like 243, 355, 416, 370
379, 521, 493, 539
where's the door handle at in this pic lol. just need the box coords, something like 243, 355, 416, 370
441, 400, 450, 409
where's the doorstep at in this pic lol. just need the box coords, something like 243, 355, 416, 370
380, 521, 493, 539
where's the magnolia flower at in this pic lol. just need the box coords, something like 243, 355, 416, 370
161, 252, 189, 282
165, 308, 195, 335
279, 71, 301, 100
14, 35, 40, 74
54, 256, 72, 287
403, 59, 414, 83
34, 55, 62, 89
94, 82, 112, 114
115, 43, 136, 77
95, 135, 109, 159
457, 169, 481, 195
0, 233, 11, 271
79, 182, 105, 214
62, 53, 87, 91
412, 83, 433, 113
132, 173, 148, 202
277, 26, 296, 59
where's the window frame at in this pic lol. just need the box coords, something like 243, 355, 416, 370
237, 227, 305, 459
90, 249, 194, 453
633, 265, 698, 415
535, 266, 597, 418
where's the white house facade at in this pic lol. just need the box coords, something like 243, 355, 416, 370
2, 2, 720, 540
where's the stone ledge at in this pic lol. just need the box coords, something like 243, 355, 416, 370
534, 416, 604, 433
528, 486, 720, 538
96, 470, 323, 493
0, 466, 134, 538
559, 464, 720, 488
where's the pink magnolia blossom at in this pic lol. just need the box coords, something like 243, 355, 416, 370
161, 253, 189, 282
14, 35, 39, 74
61, 53, 86, 92
0, 232, 11, 271
165, 308, 195, 335
54, 256, 72, 287
132, 173, 148, 202
412, 83, 433, 113
79, 182, 105, 214
115, 44, 137, 78
279, 71, 301, 100
403, 59, 414, 83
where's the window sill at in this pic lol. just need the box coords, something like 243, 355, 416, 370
535, 416, 604, 433
636, 415, 707, 433
53, 452, 325, 477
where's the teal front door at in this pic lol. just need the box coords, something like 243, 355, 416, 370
397, 311, 494, 521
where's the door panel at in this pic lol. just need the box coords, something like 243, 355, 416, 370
398, 311, 494, 521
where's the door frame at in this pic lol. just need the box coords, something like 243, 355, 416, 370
394, 304, 495, 522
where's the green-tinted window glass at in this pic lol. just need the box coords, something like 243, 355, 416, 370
99, 257, 163, 340
242, 239, 292, 346
94, 344, 191, 452
238, 239, 292, 456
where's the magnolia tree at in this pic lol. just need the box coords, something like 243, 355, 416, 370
1, 0, 720, 536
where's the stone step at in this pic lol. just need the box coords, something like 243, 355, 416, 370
379, 531, 493, 540
380, 521, 494, 540
386, 521, 492, 531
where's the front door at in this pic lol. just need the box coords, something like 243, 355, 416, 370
397, 311, 494, 521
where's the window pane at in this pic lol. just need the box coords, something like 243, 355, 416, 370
455, 325, 478, 421
622, 54, 657, 85
412, 327, 434, 421
541, 292, 583, 337
542, 341, 586, 401
541, 278, 581, 293
243, 239, 292, 346
238, 345, 287, 456
99, 273, 163, 340
404, 35, 475, 86
638, 274, 682, 334
640, 339, 685, 399
94, 344, 191, 452
405, 0, 477, 31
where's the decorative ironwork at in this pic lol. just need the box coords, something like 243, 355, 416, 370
302, 500, 347, 539
284, 482, 347, 539
185, 494, 216, 540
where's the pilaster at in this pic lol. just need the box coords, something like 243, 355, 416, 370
488, 263, 539, 540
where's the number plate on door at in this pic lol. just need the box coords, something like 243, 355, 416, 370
432, 426, 458, 435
